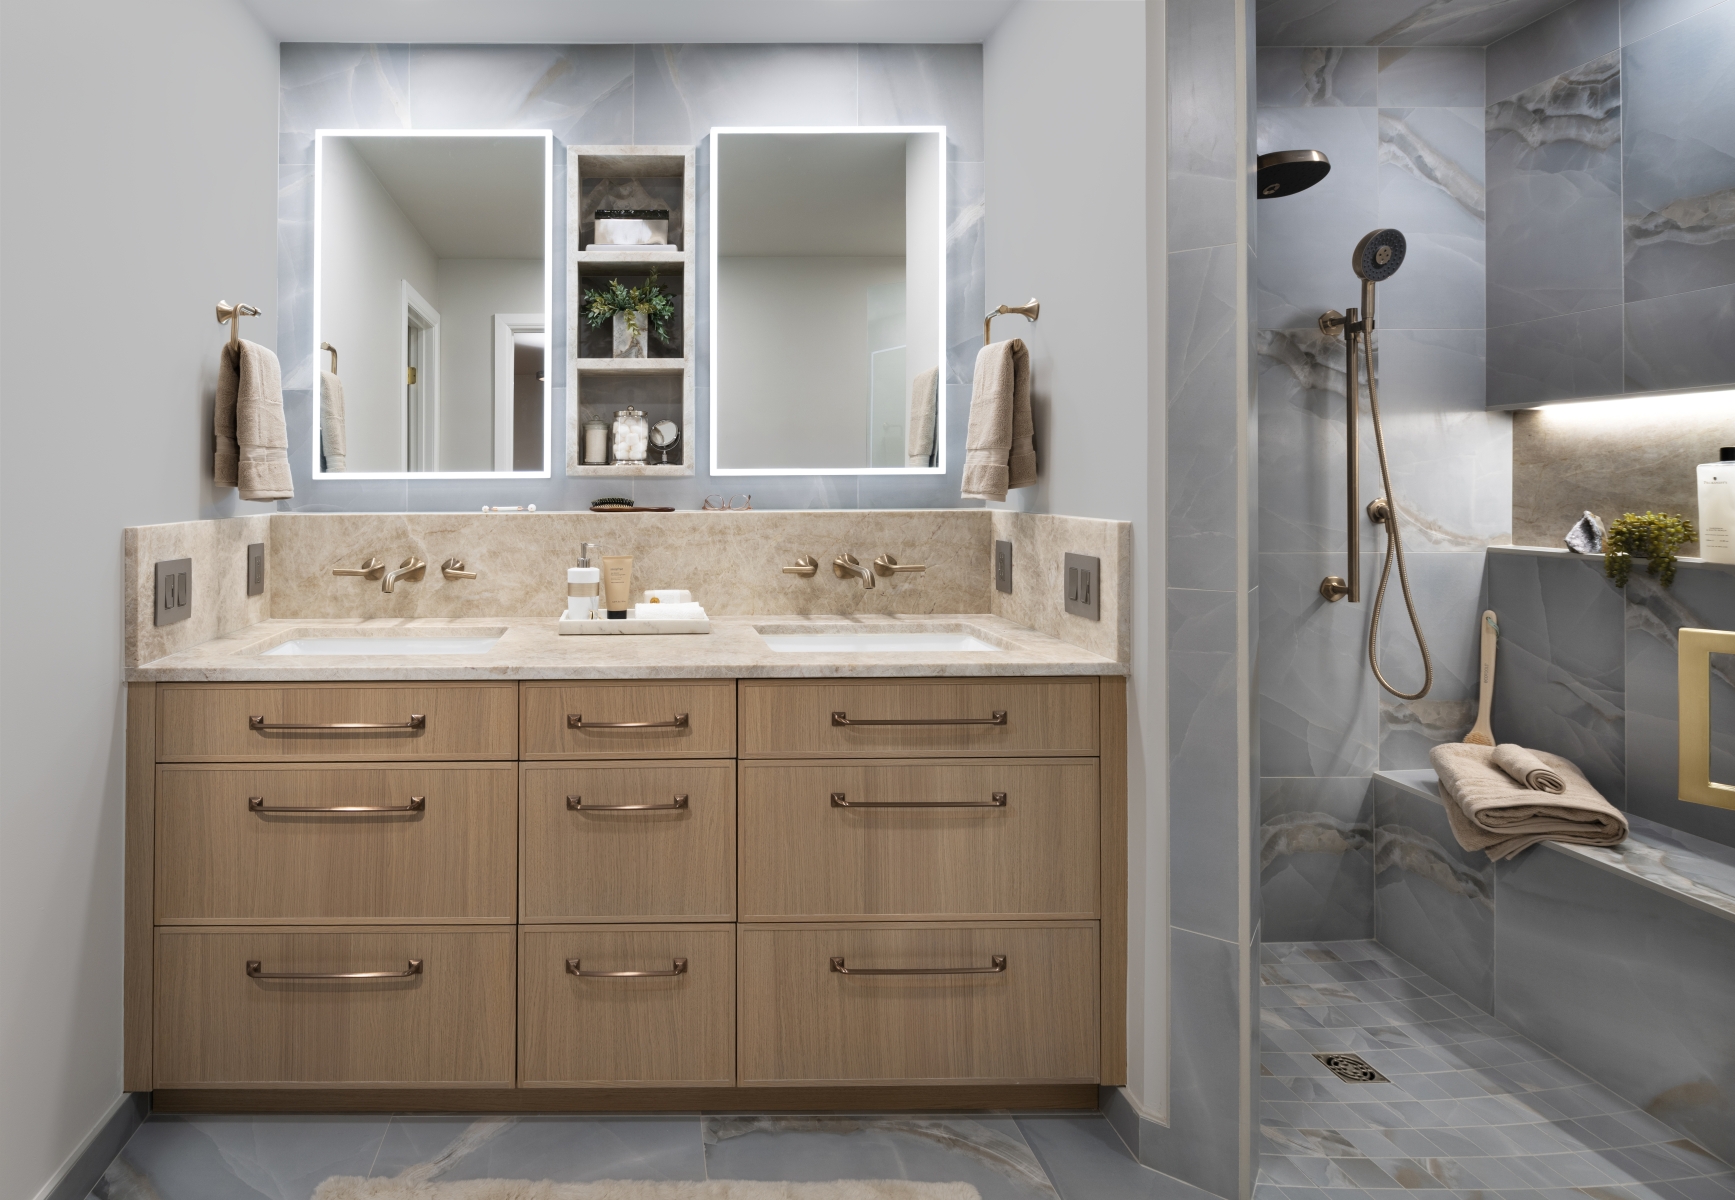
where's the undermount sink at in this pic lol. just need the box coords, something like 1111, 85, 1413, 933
756, 630, 1001, 653
259, 633, 504, 656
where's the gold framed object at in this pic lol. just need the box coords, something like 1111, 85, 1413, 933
1678, 627, 1735, 810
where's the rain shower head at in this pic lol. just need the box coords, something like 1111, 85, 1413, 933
1256, 149, 1330, 197
1352, 228, 1407, 282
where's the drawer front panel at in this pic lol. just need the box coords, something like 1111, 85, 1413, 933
521, 762, 736, 922
738, 923, 1098, 1085
521, 681, 735, 760
154, 928, 515, 1086
740, 679, 1097, 759
155, 764, 516, 923
158, 683, 518, 762
740, 760, 1099, 920
519, 926, 734, 1086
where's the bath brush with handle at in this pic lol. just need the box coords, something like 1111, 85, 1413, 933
1464, 610, 1498, 746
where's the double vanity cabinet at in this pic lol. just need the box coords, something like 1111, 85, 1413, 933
125, 673, 1127, 1111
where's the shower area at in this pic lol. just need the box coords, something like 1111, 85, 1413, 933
1253, 0, 1735, 1188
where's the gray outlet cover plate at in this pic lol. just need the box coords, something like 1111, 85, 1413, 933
1064, 552, 1100, 620
155, 558, 192, 626
247, 542, 265, 596
995, 540, 1013, 593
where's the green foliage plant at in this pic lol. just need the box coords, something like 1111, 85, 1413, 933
1603, 511, 1697, 588
581, 270, 676, 344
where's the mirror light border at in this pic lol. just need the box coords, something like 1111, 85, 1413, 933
310, 128, 555, 481
1678, 626, 1735, 810
708, 125, 949, 477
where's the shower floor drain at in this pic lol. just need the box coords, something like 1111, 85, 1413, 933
1313, 1052, 1389, 1083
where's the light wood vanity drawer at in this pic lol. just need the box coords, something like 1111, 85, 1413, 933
737, 922, 1099, 1085
521, 761, 735, 922
153, 927, 515, 1086
155, 764, 516, 923
521, 681, 735, 760
157, 682, 518, 762
518, 925, 734, 1086
739, 678, 1098, 759
739, 759, 1099, 920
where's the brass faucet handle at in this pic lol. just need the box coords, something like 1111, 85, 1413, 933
441, 558, 477, 580
332, 557, 386, 580
872, 554, 927, 577
782, 554, 819, 577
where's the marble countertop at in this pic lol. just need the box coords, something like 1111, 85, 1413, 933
127, 613, 1126, 682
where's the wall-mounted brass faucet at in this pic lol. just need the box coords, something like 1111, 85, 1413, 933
833, 553, 875, 589
382, 557, 427, 593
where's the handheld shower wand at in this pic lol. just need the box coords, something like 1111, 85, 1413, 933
1318, 229, 1433, 701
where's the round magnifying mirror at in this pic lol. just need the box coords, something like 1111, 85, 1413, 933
649, 420, 680, 464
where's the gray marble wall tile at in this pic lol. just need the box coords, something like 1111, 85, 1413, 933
1256, 107, 1381, 331
1621, 2, 1735, 303
1261, 776, 1377, 940
277, 163, 315, 393
406, 45, 634, 142
1622, 566, 1735, 847
279, 43, 410, 165
1621, 0, 1727, 46
1258, 47, 1378, 107
1375, 108, 1486, 331
1257, 0, 1583, 48
1494, 845, 1735, 1165
1170, 246, 1244, 592
1624, 280, 1735, 391
1485, 0, 1620, 104
1486, 303, 1625, 407
1172, 0, 1243, 252
1377, 48, 1485, 108
1377, 553, 1489, 766
630, 44, 859, 145
1256, 326, 1363, 554
1171, 588, 1246, 942
858, 44, 985, 162
1259, 552, 1380, 778
1484, 550, 1627, 801
1485, 54, 1623, 328
1372, 776, 1497, 1011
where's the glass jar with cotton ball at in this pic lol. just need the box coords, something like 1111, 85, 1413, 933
611, 407, 649, 464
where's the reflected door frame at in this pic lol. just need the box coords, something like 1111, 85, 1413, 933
492, 313, 545, 473
403, 281, 440, 472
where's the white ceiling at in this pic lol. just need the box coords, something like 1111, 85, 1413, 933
346, 135, 544, 258
240, 0, 1018, 44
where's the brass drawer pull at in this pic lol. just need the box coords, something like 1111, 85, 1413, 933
247, 958, 423, 981
567, 957, 688, 978
830, 954, 1007, 976
830, 710, 1006, 728
831, 791, 1007, 809
567, 713, 689, 730
250, 795, 425, 815
249, 714, 426, 732
567, 794, 689, 812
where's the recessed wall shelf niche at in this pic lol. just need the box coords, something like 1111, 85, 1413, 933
566, 146, 696, 477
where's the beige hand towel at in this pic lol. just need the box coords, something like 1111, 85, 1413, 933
215, 340, 293, 500
1429, 742, 1627, 861
320, 369, 347, 472
1490, 743, 1565, 793
905, 366, 939, 467
961, 339, 1035, 501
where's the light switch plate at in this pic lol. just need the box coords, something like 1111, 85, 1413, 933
1064, 552, 1100, 620
247, 542, 265, 596
995, 540, 1013, 593
155, 558, 192, 626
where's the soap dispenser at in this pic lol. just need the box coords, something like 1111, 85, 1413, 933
1699, 448, 1735, 565
568, 543, 603, 619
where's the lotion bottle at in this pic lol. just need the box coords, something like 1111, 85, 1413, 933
568, 543, 602, 619
1699, 447, 1735, 565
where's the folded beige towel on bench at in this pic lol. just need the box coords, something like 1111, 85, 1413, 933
1430, 742, 1627, 862
1490, 743, 1564, 793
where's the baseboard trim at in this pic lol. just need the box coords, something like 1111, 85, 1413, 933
151, 1084, 1098, 1114
33, 1092, 149, 1200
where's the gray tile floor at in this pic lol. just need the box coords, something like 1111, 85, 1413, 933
1259, 940, 1735, 1200
88, 1109, 1194, 1199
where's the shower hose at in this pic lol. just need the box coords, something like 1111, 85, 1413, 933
1356, 325, 1433, 701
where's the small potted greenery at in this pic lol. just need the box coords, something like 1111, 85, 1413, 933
582, 271, 676, 358
1604, 511, 1697, 588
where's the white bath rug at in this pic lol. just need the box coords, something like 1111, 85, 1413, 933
313, 1180, 981, 1200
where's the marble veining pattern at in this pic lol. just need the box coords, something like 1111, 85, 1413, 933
1550, 813, 1735, 921
126, 516, 272, 669
988, 511, 1133, 664
1255, 0, 1592, 48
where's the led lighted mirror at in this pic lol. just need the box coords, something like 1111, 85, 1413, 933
709, 126, 947, 475
313, 129, 553, 478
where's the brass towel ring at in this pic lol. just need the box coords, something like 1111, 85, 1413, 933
984, 299, 1040, 345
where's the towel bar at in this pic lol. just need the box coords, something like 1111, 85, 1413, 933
985, 299, 1040, 345
320, 341, 338, 373
216, 300, 262, 348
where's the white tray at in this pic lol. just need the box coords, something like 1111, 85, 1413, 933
558, 611, 710, 635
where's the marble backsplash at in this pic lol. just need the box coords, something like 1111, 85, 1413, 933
124, 510, 1133, 668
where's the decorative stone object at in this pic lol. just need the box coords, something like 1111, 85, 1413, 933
1564, 510, 1605, 554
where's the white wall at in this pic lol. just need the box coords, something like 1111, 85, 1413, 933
983, 0, 1163, 1109
0, 0, 279, 1196
319, 137, 439, 473
434, 257, 542, 471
